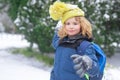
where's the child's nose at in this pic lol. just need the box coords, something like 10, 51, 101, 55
69, 25, 74, 29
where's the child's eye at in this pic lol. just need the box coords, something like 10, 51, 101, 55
73, 22, 78, 25
65, 22, 70, 25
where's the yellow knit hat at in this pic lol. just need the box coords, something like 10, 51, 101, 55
49, 1, 85, 24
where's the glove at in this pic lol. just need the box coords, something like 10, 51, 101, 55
55, 21, 62, 33
71, 54, 92, 77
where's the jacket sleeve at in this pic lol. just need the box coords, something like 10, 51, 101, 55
50, 70, 55, 80
52, 32, 60, 49
84, 45, 99, 77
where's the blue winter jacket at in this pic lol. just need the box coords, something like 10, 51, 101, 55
50, 33, 99, 80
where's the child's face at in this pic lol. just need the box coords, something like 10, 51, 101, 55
64, 17, 81, 37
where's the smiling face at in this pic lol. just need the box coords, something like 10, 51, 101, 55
64, 17, 81, 37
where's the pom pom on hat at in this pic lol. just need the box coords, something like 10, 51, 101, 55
49, 1, 85, 24
49, 1, 68, 20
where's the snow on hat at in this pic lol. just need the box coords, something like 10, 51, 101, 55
49, 1, 85, 24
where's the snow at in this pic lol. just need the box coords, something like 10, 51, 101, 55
0, 33, 50, 80
0, 53, 50, 80
0, 33, 120, 80
0, 33, 30, 49
103, 68, 120, 80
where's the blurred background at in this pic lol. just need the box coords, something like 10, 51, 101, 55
0, 0, 120, 80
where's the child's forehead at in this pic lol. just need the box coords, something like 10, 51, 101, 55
65, 17, 80, 23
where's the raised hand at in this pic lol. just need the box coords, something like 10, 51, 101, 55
71, 54, 92, 77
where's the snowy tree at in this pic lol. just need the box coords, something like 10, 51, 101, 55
73, 0, 120, 57
2, 0, 120, 56
14, 0, 56, 53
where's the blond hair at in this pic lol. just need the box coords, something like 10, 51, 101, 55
58, 16, 92, 39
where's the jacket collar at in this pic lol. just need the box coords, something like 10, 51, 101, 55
59, 34, 93, 44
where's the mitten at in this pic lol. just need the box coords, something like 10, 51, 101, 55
55, 21, 62, 32
71, 54, 92, 77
